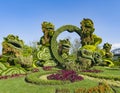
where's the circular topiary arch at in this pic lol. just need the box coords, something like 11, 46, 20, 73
51, 25, 81, 65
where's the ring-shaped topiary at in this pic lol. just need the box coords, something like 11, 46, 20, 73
51, 25, 81, 65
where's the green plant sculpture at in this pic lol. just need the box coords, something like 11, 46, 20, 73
50, 19, 104, 69
102, 43, 114, 67
35, 21, 57, 67
58, 39, 71, 59
80, 18, 95, 46
30, 19, 115, 69
51, 25, 81, 67
40, 21, 55, 46
1, 34, 33, 70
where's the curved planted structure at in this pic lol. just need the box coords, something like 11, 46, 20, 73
51, 25, 81, 65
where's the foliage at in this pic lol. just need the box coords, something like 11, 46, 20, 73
58, 39, 71, 57
103, 42, 113, 59
17, 55, 33, 68
1, 34, 34, 70
80, 18, 95, 46
2, 34, 24, 56
81, 69, 103, 73
0, 62, 7, 71
75, 83, 114, 93
1, 67, 26, 76
0, 61, 26, 76
36, 46, 56, 66
22, 45, 32, 57
47, 70, 84, 82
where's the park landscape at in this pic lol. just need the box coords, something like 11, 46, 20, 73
0, 18, 120, 93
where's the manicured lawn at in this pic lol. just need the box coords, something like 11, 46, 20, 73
0, 76, 98, 93
0, 66, 120, 93
80, 66, 120, 81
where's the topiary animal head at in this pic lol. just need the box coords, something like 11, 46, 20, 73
103, 42, 112, 52
41, 21, 55, 34
2, 34, 24, 56
58, 39, 71, 56
80, 18, 94, 29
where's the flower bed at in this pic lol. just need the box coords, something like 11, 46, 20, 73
42, 66, 53, 71
81, 69, 103, 73
47, 70, 84, 82
0, 74, 26, 80
25, 71, 72, 85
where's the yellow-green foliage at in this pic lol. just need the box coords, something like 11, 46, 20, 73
103, 59, 114, 67
17, 56, 33, 68
1, 67, 26, 76
75, 83, 114, 93
0, 62, 26, 76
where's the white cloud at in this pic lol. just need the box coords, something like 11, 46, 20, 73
111, 43, 120, 50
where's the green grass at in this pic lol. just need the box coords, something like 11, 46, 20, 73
80, 66, 120, 80
0, 76, 98, 93
0, 66, 120, 93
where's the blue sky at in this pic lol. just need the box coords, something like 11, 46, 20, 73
0, 0, 120, 53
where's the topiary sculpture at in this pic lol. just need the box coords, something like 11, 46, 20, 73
40, 21, 55, 47
34, 21, 57, 67
1, 34, 33, 70
58, 39, 71, 59
51, 25, 81, 66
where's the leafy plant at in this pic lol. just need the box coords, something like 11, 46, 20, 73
47, 70, 84, 82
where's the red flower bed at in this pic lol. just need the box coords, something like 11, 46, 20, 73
81, 69, 103, 73
43, 66, 53, 71
0, 74, 26, 80
47, 70, 84, 82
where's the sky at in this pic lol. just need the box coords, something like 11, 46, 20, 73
0, 0, 120, 54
